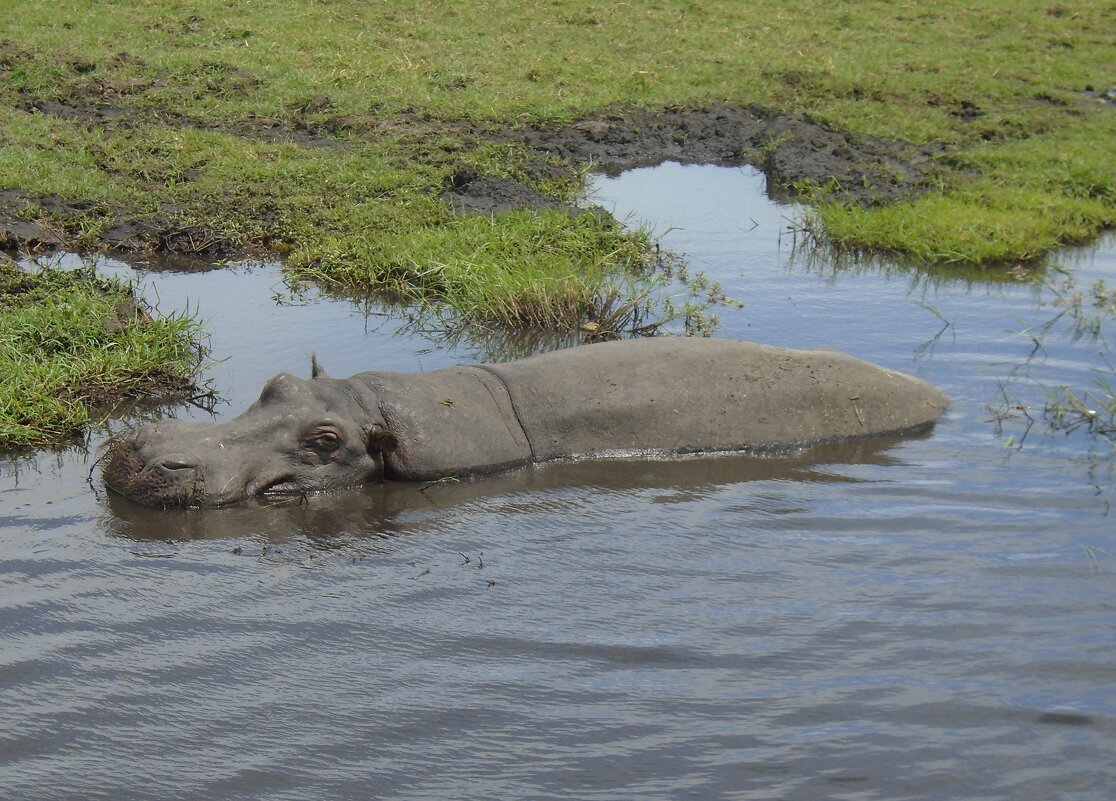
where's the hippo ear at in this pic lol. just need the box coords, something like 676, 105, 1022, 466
310, 353, 328, 379
367, 426, 400, 454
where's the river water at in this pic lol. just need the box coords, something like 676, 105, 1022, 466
2, 164, 1114, 800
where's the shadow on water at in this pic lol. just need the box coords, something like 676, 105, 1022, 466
103, 434, 921, 544
110, 249, 232, 274
789, 236, 1047, 289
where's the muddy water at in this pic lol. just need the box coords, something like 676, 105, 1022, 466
3, 164, 1115, 800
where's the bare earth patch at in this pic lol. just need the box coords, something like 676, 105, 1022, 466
505, 105, 937, 204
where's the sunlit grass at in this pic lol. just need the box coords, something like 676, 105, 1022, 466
1, 0, 1113, 275
817, 182, 1112, 266
290, 209, 657, 329
0, 258, 205, 449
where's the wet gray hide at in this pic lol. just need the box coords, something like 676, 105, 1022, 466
102, 337, 949, 507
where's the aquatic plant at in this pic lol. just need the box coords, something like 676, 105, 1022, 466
1041, 275, 1116, 442
990, 267, 1116, 449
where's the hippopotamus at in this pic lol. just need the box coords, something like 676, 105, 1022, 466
102, 337, 948, 508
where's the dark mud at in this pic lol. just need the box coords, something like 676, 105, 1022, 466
440, 105, 938, 216
0, 189, 232, 258
6, 58, 937, 254
440, 169, 572, 217
506, 105, 937, 204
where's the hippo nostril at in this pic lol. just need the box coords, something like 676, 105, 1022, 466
159, 459, 196, 471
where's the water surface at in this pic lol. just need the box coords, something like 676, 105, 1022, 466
2, 164, 1114, 800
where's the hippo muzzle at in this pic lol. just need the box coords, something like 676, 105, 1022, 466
103, 431, 206, 508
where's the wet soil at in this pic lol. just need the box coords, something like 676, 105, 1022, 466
0, 189, 231, 257
441, 104, 939, 216
504, 104, 938, 203
6, 69, 937, 256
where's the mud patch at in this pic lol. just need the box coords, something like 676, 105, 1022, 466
0, 189, 233, 258
0, 192, 88, 250
439, 167, 589, 217
445, 105, 936, 216
441, 174, 566, 216
507, 105, 937, 206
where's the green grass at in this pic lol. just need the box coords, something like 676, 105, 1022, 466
292, 208, 656, 328
2, 0, 1113, 274
815, 113, 1116, 263
816, 179, 1112, 265
0, 257, 206, 449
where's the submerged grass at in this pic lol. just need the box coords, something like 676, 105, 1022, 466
0, 257, 205, 449
1042, 274, 1116, 442
988, 267, 1116, 449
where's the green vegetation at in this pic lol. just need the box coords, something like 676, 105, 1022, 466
1042, 273, 1116, 441
292, 208, 658, 329
814, 125, 1116, 263
2, 1, 1113, 270
1, 1, 1114, 445
989, 268, 1116, 449
0, 256, 205, 449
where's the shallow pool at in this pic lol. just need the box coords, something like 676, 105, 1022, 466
2, 164, 1113, 800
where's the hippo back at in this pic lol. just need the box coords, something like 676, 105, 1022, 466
482, 337, 947, 460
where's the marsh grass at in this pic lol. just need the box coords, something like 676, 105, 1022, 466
2, 0, 1113, 272
1041, 274, 1116, 442
0, 258, 206, 449
815, 143, 1115, 266
288, 208, 663, 330
1045, 380, 1116, 442
989, 269, 1116, 448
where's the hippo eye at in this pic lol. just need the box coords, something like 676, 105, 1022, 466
306, 427, 342, 452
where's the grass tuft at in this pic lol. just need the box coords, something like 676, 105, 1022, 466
0, 257, 206, 449
289, 209, 657, 330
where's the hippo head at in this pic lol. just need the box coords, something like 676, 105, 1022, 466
102, 360, 399, 508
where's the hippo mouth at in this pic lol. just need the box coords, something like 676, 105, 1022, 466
254, 475, 302, 497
